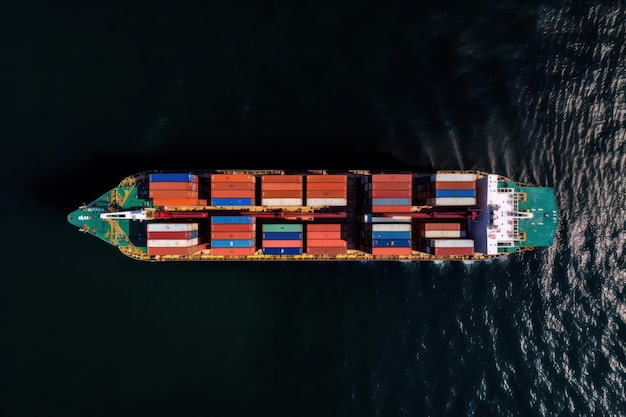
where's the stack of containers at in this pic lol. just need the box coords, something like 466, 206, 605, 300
261, 175, 303, 206
413, 222, 466, 251
305, 175, 347, 206
210, 174, 256, 206
424, 239, 474, 256
210, 216, 256, 256
262, 224, 303, 255
146, 223, 202, 256
427, 172, 476, 206
306, 224, 346, 255
367, 174, 413, 213
363, 221, 412, 255
149, 173, 207, 206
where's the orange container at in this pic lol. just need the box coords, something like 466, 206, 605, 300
370, 247, 412, 255
151, 198, 206, 206
211, 182, 255, 190
211, 224, 256, 232
371, 190, 412, 198
262, 240, 302, 248
262, 190, 303, 198
307, 224, 342, 232
307, 247, 347, 255
306, 175, 347, 183
423, 223, 462, 231
261, 183, 303, 190
434, 181, 475, 190
211, 174, 256, 182
307, 183, 347, 191
261, 175, 302, 183
149, 182, 199, 191
371, 205, 412, 213
307, 231, 342, 239
306, 190, 347, 198
372, 174, 413, 182
211, 231, 256, 240
147, 243, 205, 256
371, 183, 411, 190
210, 190, 256, 198
211, 247, 257, 256
306, 239, 346, 247
149, 190, 198, 198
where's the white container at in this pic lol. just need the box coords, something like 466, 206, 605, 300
371, 223, 412, 231
306, 198, 347, 206
146, 223, 198, 232
423, 230, 464, 238
147, 237, 199, 247
261, 198, 303, 206
430, 173, 476, 182
428, 239, 474, 248
428, 197, 476, 206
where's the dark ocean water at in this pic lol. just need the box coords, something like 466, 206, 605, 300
3, 1, 626, 416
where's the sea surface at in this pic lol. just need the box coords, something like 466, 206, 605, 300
3, 1, 626, 416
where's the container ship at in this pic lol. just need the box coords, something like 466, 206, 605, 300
66, 170, 558, 261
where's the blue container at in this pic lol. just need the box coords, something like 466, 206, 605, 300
149, 173, 198, 182
434, 189, 476, 198
372, 239, 412, 248
211, 198, 254, 206
371, 231, 411, 239
262, 247, 303, 255
211, 216, 254, 224
371, 198, 411, 206
262, 232, 303, 240
211, 239, 256, 248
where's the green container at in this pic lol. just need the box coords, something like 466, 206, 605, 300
262, 224, 303, 232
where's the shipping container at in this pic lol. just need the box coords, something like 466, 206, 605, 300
260, 183, 303, 191
211, 216, 254, 224
261, 198, 303, 206
149, 182, 199, 191
372, 239, 411, 247
371, 183, 412, 190
421, 230, 466, 238
307, 231, 342, 239
370, 231, 411, 239
371, 198, 411, 206
372, 174, 413, 182
370, 247, 412, 256
261, 175, 302, 183
261, 240, 303, 248
210, 231, 256, 240
433, 189, 476, 198
151, 198, 206, 206
211, 198, 254, 206
430, 247, 474, 256
371, 205, 412, 213
147, 223, 198, 232
306, 247, 347, 255
210, 190, 256, 198
306, 175, 347, 183
370, 190, 412, 198
428, 197, 476, 206
434, 181, 476, 190
363, 215, 412, 223
307, 224, 342, 232
422, 223, 463, 231
210, 174, 255, 182
147, 231, 199, 240
261, 190, 303, 198
427, 239, 474, 248
306, 239, 347, 247
147, 238, 199, 247
305, 198, 347, 206
211, 239, 256, 248
210, 224, 256, 232
262, 224, 303, 232
262, 247, 303, 255
430, 173, 475, 182
305, 190, 347, 198
262, 232, 303, 240
149, 190, 198, 198
210, 247, 257, 256
211, 182, 255, 190
369, 223, 412, 231
147, 244, 204, 256
149, 173, 198, 183
307, 182, 347, 191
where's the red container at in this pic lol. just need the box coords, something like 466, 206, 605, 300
211, 182, 255, 190
261, 183, 303, 190
423, 223, 462, 231
211, 224, 256, 232
307, 231, 342, 239
370, 247, 412, 255
372, 174, 413, 182
434, 181, 475, 190
152, 198, 206, 206
371, 190, 412, 198
211, 174, 255, 182
432, 247, 474, 256
261, 175, 302, 183
306, 190, 347, 198
210, 190, 256, 198
307, 247, 347, 255
211, 231, 256, 240
147, 244, 205, 256
211, 247, 257, 256
306, 175, 347, 183
149, 182, 199, 191
307, 182, 347, 191
307, 224, 342, 232
149, 190, 198, 198
371, 205, 412, 213
262, 240, 303, 248
262, 190, 303, 198
306, 239, 346, 247
371, 183, 411, 190
147, 231, 197, 240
